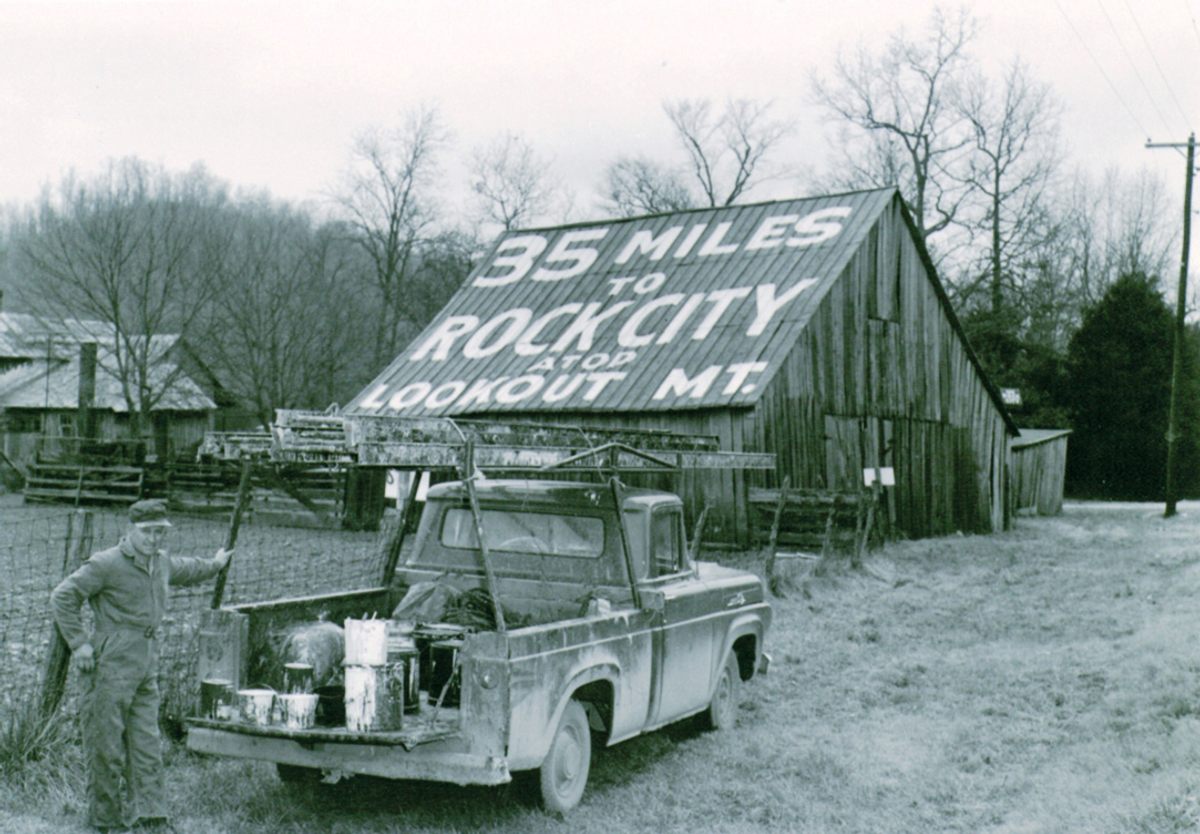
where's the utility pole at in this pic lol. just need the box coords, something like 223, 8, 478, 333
1147, 133, 1195, 518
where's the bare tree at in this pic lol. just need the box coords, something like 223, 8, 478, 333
601, 156, 696, 217
811, 7, 977, 247
334, 105, 448, 368
955, 59, 1062, 314
198, 201, 374, 426
664, 98, 793, 206
469, 133, 557, 231
17, 158, 230, 437
601, 97, 794, 217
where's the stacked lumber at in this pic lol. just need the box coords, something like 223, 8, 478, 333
748, 487, 865, 553
24, 463, 143, 505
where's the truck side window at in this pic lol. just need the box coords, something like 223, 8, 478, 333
651, 511, 684, 577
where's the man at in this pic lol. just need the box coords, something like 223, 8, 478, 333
51, 498, 233, 833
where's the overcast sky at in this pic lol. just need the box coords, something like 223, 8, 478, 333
1, 0, 1197, 250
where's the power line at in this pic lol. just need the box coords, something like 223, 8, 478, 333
1187, 0, 1200, 54
1122, 0, 1192, 129
1054, 0, 1153, 139
1096, 0, 1176, 134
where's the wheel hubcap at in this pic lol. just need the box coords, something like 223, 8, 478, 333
717, 670, 732, 718
557, 730, 582, 784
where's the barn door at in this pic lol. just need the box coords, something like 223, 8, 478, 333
824, 415, 895, 536
824, 415, 863, 491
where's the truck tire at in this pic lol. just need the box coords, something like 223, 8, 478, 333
539, 699, 591, 813
275, 763, 321, 785
699, 653, 740, 731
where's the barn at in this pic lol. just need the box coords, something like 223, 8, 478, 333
345, 187, 1017, 544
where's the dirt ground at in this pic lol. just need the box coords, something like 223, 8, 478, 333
4, 500, 1200, 833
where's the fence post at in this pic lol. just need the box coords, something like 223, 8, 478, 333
210, 458, 254, 610
39, 510, 93, 718
381, 471, 422, 587
764, 477, 791, 588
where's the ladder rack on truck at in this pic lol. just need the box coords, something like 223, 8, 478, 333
198, 409, 776, 474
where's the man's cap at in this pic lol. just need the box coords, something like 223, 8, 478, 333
129, 498, 172, 527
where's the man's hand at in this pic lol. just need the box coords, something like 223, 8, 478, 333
214, 547, 233, 570
75, 642, 95, 673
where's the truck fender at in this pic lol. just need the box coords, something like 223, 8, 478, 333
525, 663, 621, 769
712, 614, 764, 695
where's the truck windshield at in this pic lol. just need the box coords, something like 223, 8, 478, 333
440, 508, 605, 558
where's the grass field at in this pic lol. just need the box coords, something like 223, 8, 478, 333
5, 500, 1200, 833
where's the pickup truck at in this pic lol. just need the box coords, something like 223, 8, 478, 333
186, 478, 772, 812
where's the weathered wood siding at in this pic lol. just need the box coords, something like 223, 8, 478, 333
2, 409, 213, 467
753, 198, 1011, 537
1010, 436, 1069, 516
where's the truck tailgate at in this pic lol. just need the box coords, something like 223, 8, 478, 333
186, 716, 510, 785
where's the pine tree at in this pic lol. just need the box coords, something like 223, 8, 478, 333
1064, 273, 1174, 499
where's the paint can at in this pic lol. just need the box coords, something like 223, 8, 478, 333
344, 618, 387, 666
199, 678, 233, 720
427, 639, 464, 708
283, 662, 314, 694
314, 685, 345, 726
344, 660, 415, 731
386, 620, 417, 663
343, 666, 378, 732
390, 647, 420, 713
414, 624, 468, 682
277, 693, 319, 730
237, 688, 275, 726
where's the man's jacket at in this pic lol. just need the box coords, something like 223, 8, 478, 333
51, 536, 221, 650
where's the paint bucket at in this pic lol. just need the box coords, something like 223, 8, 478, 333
344, 663, 410, 731
427, 639, 464, 708
237, 688, 275, 726
315, 685, 345, 726
345, 666, 384, 731
199, 678, 233, 720
344, 618, 388, 666
283, 662, 314, 694
278, 693, 319, 730
390, 647, 420, 713
387, 620, 417, 663
414, 624, 468, 682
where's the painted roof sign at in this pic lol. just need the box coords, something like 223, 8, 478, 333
348, 189, 895, 417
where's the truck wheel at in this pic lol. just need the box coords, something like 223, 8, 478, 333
539, 699, 591, 813
699, 653, 741, 731
275, 763, 320, 785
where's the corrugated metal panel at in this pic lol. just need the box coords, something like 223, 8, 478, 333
0, 351, 214, 412
348, 188, 897, 418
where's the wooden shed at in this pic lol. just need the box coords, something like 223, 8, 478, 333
0, 312, 215, 468
1009, 428, 1071, 516
345, 188, 1017, 543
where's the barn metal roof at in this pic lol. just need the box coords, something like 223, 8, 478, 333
348, 188, 897, 417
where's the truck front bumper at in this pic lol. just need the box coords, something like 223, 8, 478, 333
186, 725, 511, 786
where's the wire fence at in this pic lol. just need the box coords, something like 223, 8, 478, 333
0, 498, 390, 727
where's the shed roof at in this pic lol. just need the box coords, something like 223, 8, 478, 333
349, 188, 896, 417
1010, 428, 1072, 450
0, 311, 210, 412
0, 349, 214, 412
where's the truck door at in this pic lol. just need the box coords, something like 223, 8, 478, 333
645, 506, 719, 724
